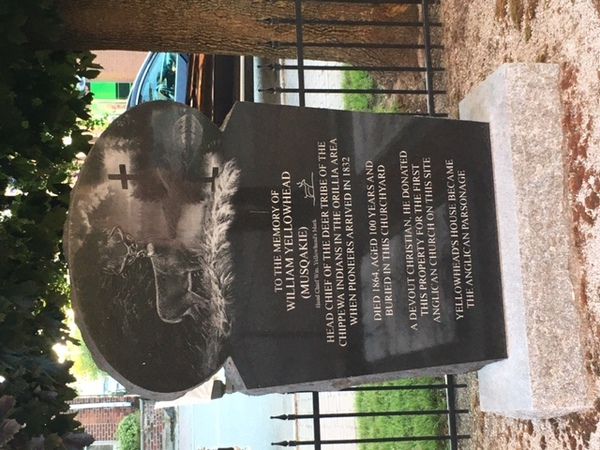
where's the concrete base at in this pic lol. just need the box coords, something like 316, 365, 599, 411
459, 63, 591, 419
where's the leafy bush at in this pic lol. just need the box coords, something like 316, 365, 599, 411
116, 412, 141, 450
0, 0, 100, 448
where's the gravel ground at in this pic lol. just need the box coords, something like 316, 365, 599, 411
440, 1, 600, 449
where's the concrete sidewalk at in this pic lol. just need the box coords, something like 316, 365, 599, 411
295, 392, 358, 450
254, 58, 345, 109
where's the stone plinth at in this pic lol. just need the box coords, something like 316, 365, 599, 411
460, 63, 591, 419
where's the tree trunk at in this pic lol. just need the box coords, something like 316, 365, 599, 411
56, 0, 420, 66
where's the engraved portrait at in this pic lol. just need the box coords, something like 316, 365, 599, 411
64, 101, 238, 398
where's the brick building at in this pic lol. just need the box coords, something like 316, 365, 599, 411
87, 50, 147, 121
140, 400, 172, 450
93, 51, 146, 83
70, 396, 172, 450
70, 395, 138, 449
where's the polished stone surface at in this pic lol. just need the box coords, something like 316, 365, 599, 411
67, 101, 507, 398
222, 103, 506, 392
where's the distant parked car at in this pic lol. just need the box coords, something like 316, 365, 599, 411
127, 52, 248, 126
126, 52, 188, 108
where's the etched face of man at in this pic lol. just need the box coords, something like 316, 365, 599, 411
65, 101, 240, 395
99, 225, 204, 323
97, 154, 239, 329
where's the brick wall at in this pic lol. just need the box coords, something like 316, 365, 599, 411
71, 396, 139, 442
141, 400, 168, 450
93, 51, 147, 82
70, 396, 170, 449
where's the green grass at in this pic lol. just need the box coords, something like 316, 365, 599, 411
354, 378, 448, 450
341, 70, 403, 113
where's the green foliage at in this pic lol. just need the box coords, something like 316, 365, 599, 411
80, 113, 111, 133
0, 0, 101, 448
72, 339, 107, 381
116, 412, 141, 450
342, 70, 376, 112
66, 327, 107, 381
354, 378, 448, 450
342, 70, 403, 113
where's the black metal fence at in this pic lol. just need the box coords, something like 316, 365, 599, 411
258, 0, 446, 116
257, 1, 464, 449
259, 1, 465, 448
271, 375, 468, 450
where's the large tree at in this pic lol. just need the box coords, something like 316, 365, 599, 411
56, 0, 421, 66
1, 1, 98, 448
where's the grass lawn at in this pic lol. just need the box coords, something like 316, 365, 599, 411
354, 378, 449, 450
341, 70, 402, 113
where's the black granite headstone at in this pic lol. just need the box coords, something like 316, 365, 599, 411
65, 101, 506, 399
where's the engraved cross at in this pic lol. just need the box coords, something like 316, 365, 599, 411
108, 164, 138, 189
201, 167, 219, 192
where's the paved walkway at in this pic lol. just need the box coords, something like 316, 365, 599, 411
175, 391, 358, 450
295, 392, 358, 450
176, 393, 294, 450
257, 59, 346, 110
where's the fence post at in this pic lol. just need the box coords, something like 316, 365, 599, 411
446, 374, 465, 450
312, 392, 322, 450
293, 0, 306, 106
421, 0, 436, 114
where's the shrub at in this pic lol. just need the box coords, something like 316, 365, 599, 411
116, 412, 141, 450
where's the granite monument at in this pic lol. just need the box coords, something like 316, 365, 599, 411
65, 101, 506, 399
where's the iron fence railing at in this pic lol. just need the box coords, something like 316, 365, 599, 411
258, 0, 446, 116
259, 1, 465, 449
262, 1, 466, 448
272, 375, 468, 450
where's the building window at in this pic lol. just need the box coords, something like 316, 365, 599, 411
116, 83, 131, 100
